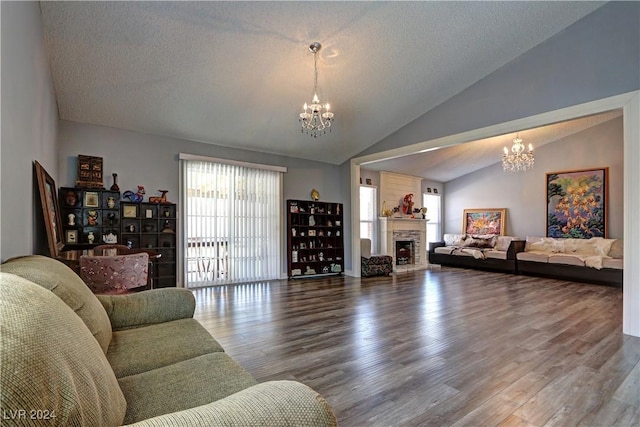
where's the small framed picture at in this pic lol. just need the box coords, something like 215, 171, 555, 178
365, 178, 372, 185
123, 205, 138, 218
427, 187, 432, 193
66, 229, 78, 244
433, 188, 438, 194
145, 209, 153, 219
308, 230, 316, 237
84, 191, 99, 208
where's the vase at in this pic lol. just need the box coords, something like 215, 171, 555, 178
110, 173, 120, 191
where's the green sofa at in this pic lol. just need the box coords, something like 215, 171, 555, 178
1, 255, 336, 426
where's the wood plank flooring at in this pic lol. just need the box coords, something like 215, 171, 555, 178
192, 267, 639, 426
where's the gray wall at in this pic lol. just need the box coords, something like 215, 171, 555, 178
444, 117, 624, 239
57, 121, 343, 204
358, 2, 639, 156
57, 120, 344, 275
1, 2, 59, 261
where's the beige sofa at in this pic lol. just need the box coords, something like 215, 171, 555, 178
1, 255, 336, 426
516, 236, 623, 287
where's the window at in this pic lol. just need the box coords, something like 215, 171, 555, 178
360, 185, 377, 252
182, 158, 283, 287
423, 193, 441, 245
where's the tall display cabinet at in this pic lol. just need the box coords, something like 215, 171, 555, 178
120, 202, 177, 288
286, 199, 344, 278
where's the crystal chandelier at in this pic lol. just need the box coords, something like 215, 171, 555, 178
299, 42, 334, 137
502, 134, 534, 172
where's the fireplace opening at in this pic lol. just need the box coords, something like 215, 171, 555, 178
395, 240, 415, 265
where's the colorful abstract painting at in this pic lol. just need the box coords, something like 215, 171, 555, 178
463, 209, 506, 235
546, 167, 608, 238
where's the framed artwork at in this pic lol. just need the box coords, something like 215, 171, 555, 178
35, 161, 65, 257
66, 229, 78, 244
463, 208, 507, 235
84, 191, 99, 207
546, 167, 608, 238
433, 188, 438, 194
365, 178, 372, 185
427, 187, 432, 193
123, 205, 138, 218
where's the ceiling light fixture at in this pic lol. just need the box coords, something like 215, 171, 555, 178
299, 42, 334, 138
502, 134, 534, 172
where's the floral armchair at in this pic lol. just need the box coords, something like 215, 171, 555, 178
80, 252, 149, 294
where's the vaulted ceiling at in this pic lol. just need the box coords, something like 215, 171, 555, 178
41, 1, 606, 177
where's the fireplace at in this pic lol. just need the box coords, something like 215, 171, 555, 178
395, 240, 415, 265
379, 218, 428, 268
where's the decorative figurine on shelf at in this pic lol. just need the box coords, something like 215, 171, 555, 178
107, 196, 116, 209
87, 210, 98, 225
123, 186, 145, 202
87, 231, 95, 244
309, 215, 316, 226
110, 173, 120, 191
64, 190, 78, 207
149, 190, 171, 204
402, 193, 414, 215
421, 207, 428, 219
102, 232, 117, 244
311, 188, 320, 201
161, 220, 174, 233
107, 212, 117, 226
67, 213, 76, 226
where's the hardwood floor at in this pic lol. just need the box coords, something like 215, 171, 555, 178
192, 267, 639, 426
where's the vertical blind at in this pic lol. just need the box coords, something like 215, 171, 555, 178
183, 159, 282, 287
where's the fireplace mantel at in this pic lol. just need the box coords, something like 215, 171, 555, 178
379, 217, 428, 267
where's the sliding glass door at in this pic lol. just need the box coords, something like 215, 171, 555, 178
183, 158, 282, 287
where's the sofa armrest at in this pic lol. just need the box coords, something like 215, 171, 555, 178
507, 240, 526, 260
429, 241, 445, 253
124, 380, 337, 427
97, 288, 195, 330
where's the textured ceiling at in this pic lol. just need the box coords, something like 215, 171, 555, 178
363, 110, 623, 182
41, 1, 605, 166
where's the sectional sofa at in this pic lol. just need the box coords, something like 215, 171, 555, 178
428, 234, 525, 274
516, 236, 623, 287
428, 234, 623, 287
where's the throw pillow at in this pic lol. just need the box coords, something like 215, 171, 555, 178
609, 239, 624, 259
444, 234, 467, 247
464, 236, 495, 248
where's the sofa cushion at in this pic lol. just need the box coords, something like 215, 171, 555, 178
609, 239, 624, 259
434, 246, 455, 255
108, 318, 225, 378
495, 236, 514, 252
119, 352, 258, 424
548, 254, 586, 267
563, 238, 614, 257
517, 251, 549, 263
0, 273, 126, 426
485, 250, 508, 260
527, 237, 564, 253
1, 255, 112, 353
463, 234, 497, 248
444, 233, 467, 246
602, 258, 623, 269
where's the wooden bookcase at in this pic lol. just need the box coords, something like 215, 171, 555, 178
59, 187, 121, 248
121, 202, 177, 288
287, 199, 344, 278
